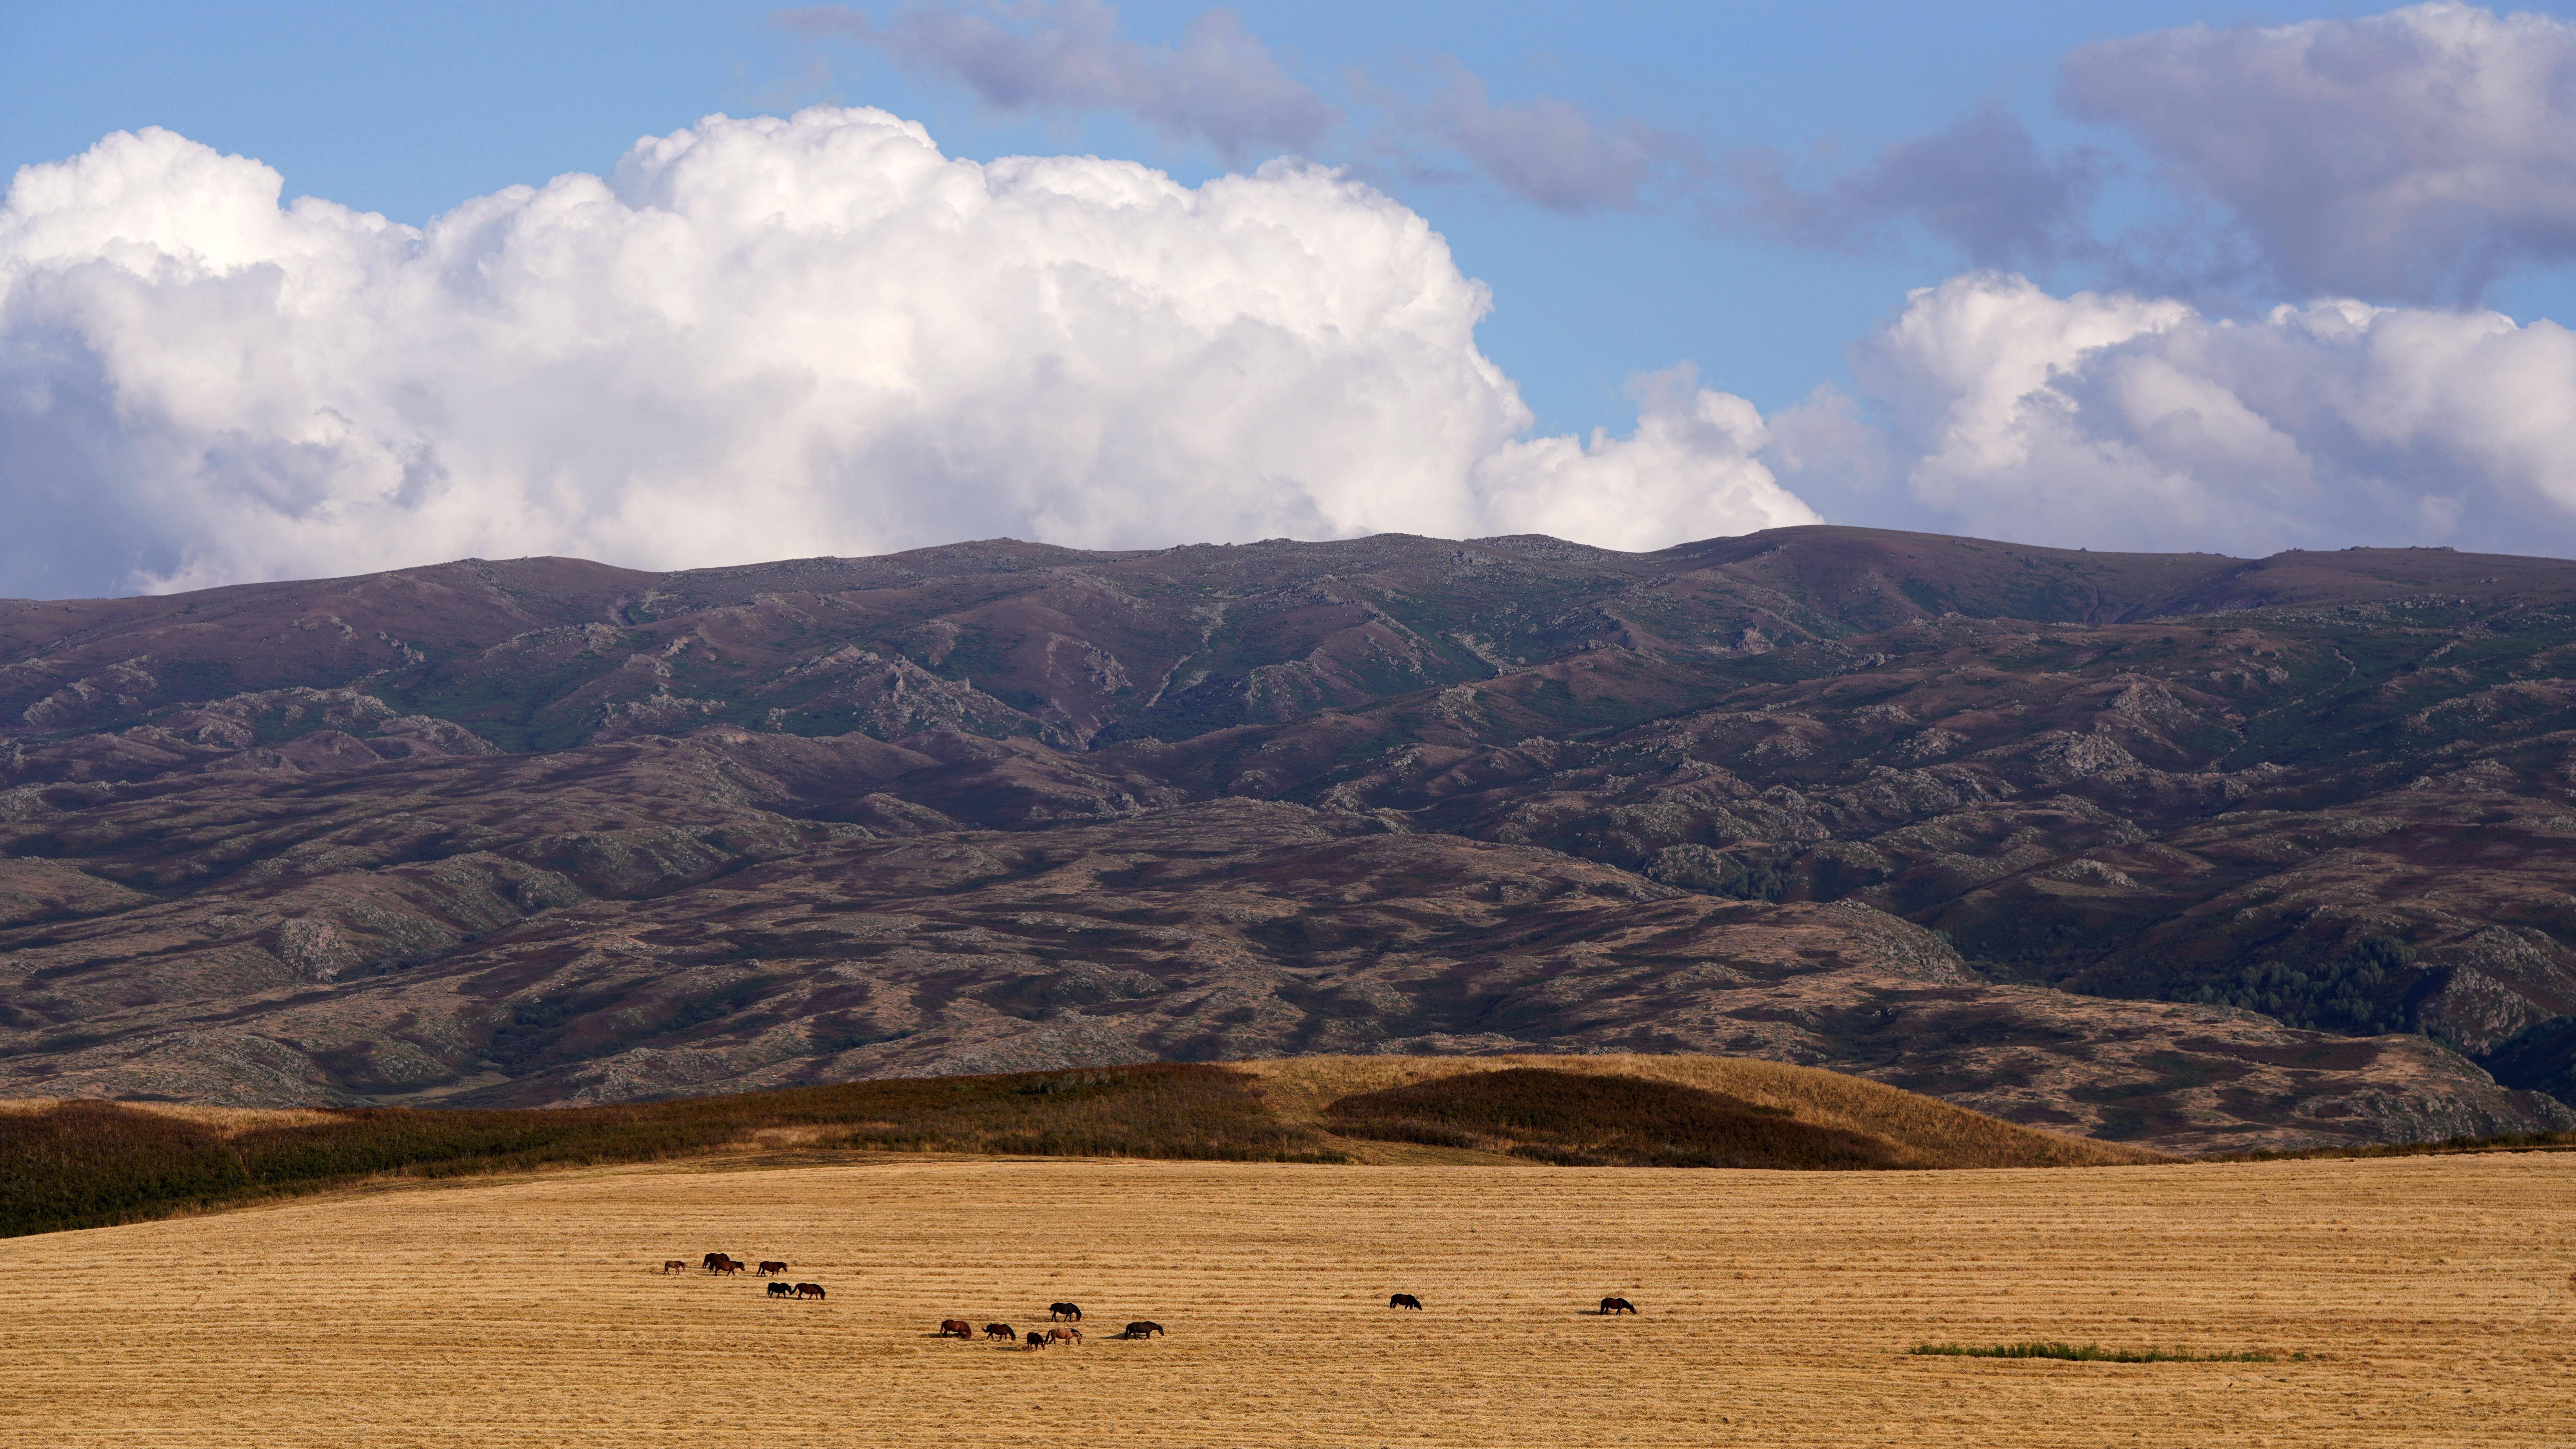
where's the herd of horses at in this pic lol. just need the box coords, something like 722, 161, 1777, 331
667, 1252, 826, 1302
661, 1252, 1641, 1342
935, 1305, 1165, 1350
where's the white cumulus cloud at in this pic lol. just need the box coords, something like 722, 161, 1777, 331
0, 109, 1817, 597
1774, 272, 2576, 556
1476, 366, 1803, 549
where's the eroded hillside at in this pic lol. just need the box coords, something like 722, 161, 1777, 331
6, 526, 2575, 1150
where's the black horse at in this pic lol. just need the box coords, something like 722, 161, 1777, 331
1121, 1321, 1165, 1339
1388, 1293, 1422, 1310
1049, 1301, 1083, 1321
766, 1282, 793, 1298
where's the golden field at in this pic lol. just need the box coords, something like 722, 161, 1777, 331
1, 1150, 2570, 1448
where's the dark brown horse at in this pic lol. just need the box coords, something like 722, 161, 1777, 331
1048, 1302, 1083, 1321
757, 1261, 789, 1277
1024, 1330, 1048, 1350
1599, 1296, 1637, 1315
660, 1260, 687, 1274
984, 1323, 1015, 1341
938, 1319, 975, 1339
794, 1282, 826, 1300
1121, 1321, 1165, 1339
703, 1254, 745, 1274
1388, 1293, 1422, 1310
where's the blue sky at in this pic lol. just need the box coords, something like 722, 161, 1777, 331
15, 0, 2563, 426
6, 2, 2576, 592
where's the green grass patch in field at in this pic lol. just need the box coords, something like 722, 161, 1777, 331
1911, 1341, 2289, 1363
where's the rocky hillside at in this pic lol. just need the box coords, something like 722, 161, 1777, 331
5, 526, 2574, 1152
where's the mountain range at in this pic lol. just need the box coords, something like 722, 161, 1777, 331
6, 525, 2575, 1153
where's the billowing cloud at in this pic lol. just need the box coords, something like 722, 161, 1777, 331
1775, 272, 2576, 555
1476, 366, 1807, 548
778, 1, 1336, 160
0, 111, 1817, 598
2063, 2, 2576, 302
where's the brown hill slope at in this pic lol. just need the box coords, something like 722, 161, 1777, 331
0, 788, 2551, 1152
1240, 1054, 2156, 1168
6, 527, 2576, 1151
11, 527, 2568, 758
0, 1054, 2139, 1237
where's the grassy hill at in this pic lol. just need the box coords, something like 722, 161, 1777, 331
1, 1053, 2156, 1237
1239, 1055, 2157, 1170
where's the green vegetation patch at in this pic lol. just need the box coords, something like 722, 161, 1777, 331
0, 1063, 1344, 1239
2178, 936, 2421, 1035
1321, 1066, 1907, 1169
1911, 1341, 2287, 1363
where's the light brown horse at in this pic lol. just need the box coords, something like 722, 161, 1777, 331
1045, 1327, 1083, 1346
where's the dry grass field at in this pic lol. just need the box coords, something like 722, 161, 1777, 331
2, 1151, 2570, 1448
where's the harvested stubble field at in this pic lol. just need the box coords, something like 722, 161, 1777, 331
2, 1152, 2571, 1447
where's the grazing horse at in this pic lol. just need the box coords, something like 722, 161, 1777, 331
938, 1319, 975, 1340
1024, 1330, 1048, 1350
794, 1282, 826, 1300
767, 1282, 794, 1299
661, 1260, 687, 1274
757, 1261, 789, 1277
984, 1323, 1015, 1342
1045, 1327, 1083, 1346
704, 1254, 745, 1275
1599, 1296, 1637, 1315
1388, 1293, 1422, 1310
1049, 1302, 1083, 1321
1121, 1321, 1165, 1339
